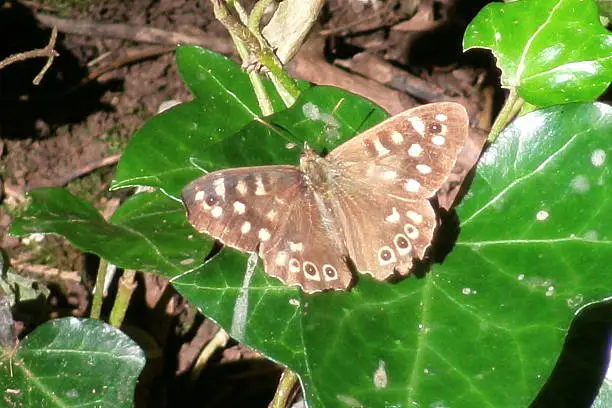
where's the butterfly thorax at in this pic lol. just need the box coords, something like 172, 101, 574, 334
299, 147, 335, 196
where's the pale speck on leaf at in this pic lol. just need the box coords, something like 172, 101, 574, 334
536, 210, 549, 221
570, 175, 590, 193
591, 149, 606, 167
373, 360, 388, 389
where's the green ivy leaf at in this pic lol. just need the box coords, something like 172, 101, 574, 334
0, 317, 145, 407
173, 102, 612, 407
464, 0, 612, 107
10, 189, 211, 277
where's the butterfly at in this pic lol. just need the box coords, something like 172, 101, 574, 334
181, 102, 469, 293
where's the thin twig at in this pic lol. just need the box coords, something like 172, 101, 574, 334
269, 368, 299, 408
0, 26, 59, 85
191, 328, 231, 380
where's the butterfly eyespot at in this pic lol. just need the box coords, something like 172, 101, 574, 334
303, 262, 321, 281
404, 223, 420, 239
377, 246, 397, 265
205, 195, 218, 206
393, 234, 412, 255
429, 121, 442, 134
323, 264, 338, 281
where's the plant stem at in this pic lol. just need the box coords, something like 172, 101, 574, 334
269, 367, 299, 408
90, 258, 108, 320
488, 88, 523, 143
190, 328, 230, 380
109, 269, 137, 328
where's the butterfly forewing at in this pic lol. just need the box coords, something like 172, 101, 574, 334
182, 166, 302, 253
327, 102, 469, 198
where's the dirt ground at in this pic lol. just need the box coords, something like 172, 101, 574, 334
0, 0, 500, 406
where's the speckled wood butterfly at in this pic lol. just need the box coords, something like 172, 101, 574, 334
182, 102, 469, 293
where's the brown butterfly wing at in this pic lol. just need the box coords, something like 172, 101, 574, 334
182, 166, 302, 253
182, 166, 352, 293
327, 102, 469, 280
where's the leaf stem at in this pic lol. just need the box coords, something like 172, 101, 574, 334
269, 367, 299, 408
109, 269, 137, 328
488, 88, 523, 143
90, 258, 108, 320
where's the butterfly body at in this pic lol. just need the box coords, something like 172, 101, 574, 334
182, 102, 469, 293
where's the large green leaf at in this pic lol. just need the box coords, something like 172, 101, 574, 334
0, 317, 145, 407
10, 189, 211, 277
464, 0, 612, 107
173, 102, 612, 406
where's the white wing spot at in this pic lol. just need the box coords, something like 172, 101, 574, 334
213, 178, 225, 199
416, 164, 432, 174
255, 176, 266, 195
385, 207, 400, 223
591, 149, 606, 167
408, 116, 426, 136
240, 221, 251, 234
194, 191, 205, 201
258, 228, 271, 242
435, 113, 448, 122
275, 251, 289, 266
233, 201, 246, 214
288, 258, 301, 273
236, 180, 248, 195
211, 206, 223, 218
406, 210, 423, 224
391, 131, 404, 144
373, 138, 391, 156
289, 241, 304, 252
536, 210, 549, 221
382, 170, 397, 180
432, 135, 446, 145
408, 143, 423, 157
266, 209, 277, 220
404, 179, 421, 193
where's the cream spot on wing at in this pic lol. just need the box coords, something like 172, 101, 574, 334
275, 251, 289, 266
213, 178, 225, 199
408, 143, 423, 157
438, 123, 448, 136
211, 206, 223, 218
391, 131, 404, 144
255, 176, 266, 195
382, 170, 397, 180
258, 228, 271, 241
416, 164, 432, 174
288, 258, 301, 273
266, 209, 277, 221
240, 221, 251, 234
289, 241, 304, 252
194, 191, 205, 201
236, 180, 248, 196
385, 207, 400, 223
406, 210, 424, 224
404, 179, 421, 193
373, 138, 390, 156
233, 201, 246, 214
432, 135, 445, 145
408, 116, 426, 136
435, 113, 448, 122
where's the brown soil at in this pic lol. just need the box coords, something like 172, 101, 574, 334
0, 0, 498, 406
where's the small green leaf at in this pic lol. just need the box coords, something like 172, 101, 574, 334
174, 102, 612, 407
10, 189, 211, 277
0, 317, 145, 407
464, 0, 612, 107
